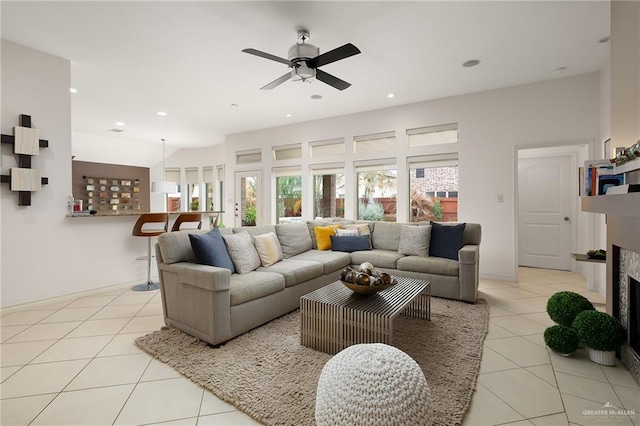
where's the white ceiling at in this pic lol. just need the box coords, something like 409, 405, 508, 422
2, 1, 610, 150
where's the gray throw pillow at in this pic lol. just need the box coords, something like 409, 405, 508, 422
275, 222, 313, 258
398, 225, 431, 256
222, 231, 261, 273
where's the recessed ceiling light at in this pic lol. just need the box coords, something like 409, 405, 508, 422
285, 113, 292, 117
310, 94, 322, 100
69, 88, 78, 93
462, 59, 481, 68
598, 36, 610, 43
157, 111, 167, 116
554, 67, 567, 74
107, 128, 124, 133
115, 121, 125, 126
231, 103, 239, 107
387, 93, 395, 98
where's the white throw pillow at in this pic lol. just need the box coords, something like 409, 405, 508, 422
222, 231, 261, 273
398, 225, 431, 257
253, 232, 284, 267
335, 228, 359, 236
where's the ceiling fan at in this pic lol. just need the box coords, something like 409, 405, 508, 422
242, 30, 361, 91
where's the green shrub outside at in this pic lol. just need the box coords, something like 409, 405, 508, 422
358, 202, 384, 221
544, 325, 579, 354
546, 291, 594, 327
573, 310, 625, 352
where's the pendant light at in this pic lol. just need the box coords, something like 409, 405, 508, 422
151, 138, 177, 193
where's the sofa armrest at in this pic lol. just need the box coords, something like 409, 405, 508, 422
458, 244, 480, 303
160, 262, 231, 292
157, 261, 233, 345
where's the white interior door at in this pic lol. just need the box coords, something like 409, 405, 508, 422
518, 156, 572, 270
235, 171, 261, 227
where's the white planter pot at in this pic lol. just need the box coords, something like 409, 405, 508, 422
587, 348, 616, 366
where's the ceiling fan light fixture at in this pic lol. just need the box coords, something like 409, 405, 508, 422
292, 63, 315, 82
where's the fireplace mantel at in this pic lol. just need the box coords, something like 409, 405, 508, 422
581, 193, 640, 219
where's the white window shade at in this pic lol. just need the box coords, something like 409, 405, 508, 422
236, 149, 262, 164
354, 158, 397, 172
273, 167, 302, 178
354, 131, 396, 153
408, 153, 458, 169
407, 124, 458, 147
165, 169, 180, 183
186, 168, 199, 185
203, 167, 214, 183
310, 138, 345, 157
310, 162, 345, 176
273, 144, 302, 161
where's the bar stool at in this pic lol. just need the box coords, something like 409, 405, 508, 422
171, 212, 203, 231
132, 213, 169, 291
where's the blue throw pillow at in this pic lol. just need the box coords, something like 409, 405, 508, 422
189, 229, 235, 273
330, 235, 372, 253
429, 222, 466, 260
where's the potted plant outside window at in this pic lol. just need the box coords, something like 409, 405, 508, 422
544, 325, 579, 356
546, 291, 595, 327
573, 310, 626, 366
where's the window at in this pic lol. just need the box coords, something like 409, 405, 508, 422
355, 160, 397, 222
236, 149, 262, 164
408, 154, 458, 222
310, 138, 345, 158
312, 164, 345, 219
203, 167, 214, 211
165, 168, 181, 212
354, 131, 395, 153
407, 123, 458, 148
274, 168, 302, 224
273, 144, 302, 161
186, 168, 200, 211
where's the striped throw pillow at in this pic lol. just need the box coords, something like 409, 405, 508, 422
253, 232, 284, 267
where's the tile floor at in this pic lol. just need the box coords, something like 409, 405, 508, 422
1, 267, 638, 425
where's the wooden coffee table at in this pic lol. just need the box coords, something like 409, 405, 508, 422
300, 276, 430, 354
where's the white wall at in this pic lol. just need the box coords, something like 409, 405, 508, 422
216, 73, 601, 281
1, 41, 151, 308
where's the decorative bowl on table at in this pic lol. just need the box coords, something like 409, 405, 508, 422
339, 263, 396, 295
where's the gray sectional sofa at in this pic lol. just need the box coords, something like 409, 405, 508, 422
155, 220, 481, 346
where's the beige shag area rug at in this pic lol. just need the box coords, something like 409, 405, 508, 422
136, 297, 489, 426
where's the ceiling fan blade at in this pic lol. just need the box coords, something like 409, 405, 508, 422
308, 43, 361, 68
316, 69, 351, 91
261, 72, 292, 90
242, 48, 293, 66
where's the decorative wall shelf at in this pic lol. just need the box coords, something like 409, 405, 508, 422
0, 114, 49, 206
581, 193, 640, 218
614, 158, 640, 174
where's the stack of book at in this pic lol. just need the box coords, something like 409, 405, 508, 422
580, 159, 624, 196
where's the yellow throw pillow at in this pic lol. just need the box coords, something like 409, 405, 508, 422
314, 225, 343, 250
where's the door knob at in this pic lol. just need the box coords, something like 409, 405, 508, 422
564, 217, 570, 221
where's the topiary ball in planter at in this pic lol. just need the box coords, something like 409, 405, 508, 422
544, 325, 579, 355
573, 310, 625, 352
546, 291, 595, 327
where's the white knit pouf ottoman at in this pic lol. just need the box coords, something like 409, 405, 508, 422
315, 343, 432, 426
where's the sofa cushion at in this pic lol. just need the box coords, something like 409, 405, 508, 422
188, 229, 235, 273
229, 271, 285, 306
306, 219, 333, 249
258, 259, 324, 287
233, 224, 276, 238
289, 250, 352, 274
314, 224, 343, 250
350, 249, 405, 269
223, 231, 261, 273
157, 230, 204, 264
398, 225, 431, 257
330, 235, 372, 252
430, 222, 466, 260
276, 222, 313, 258
371, 222, 404, 251
252, 232, 283, 267
397, 255, 459, 276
